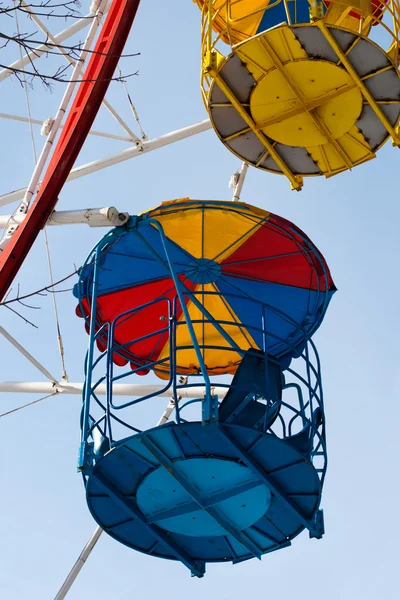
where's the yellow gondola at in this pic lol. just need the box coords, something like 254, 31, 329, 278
195, 0, 400, 189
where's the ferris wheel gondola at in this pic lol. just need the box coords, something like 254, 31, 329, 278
195, 0, 400, 189
74, 198, 335, 576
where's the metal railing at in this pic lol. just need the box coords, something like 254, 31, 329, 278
199, 0, 399, 103
77, 201, 331, 484
79, 289, 327, 484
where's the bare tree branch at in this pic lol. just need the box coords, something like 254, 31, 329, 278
1, 1, 139, 87
1, 0, 82, 19
3, 303, 39, 327
0, 31, 140, 60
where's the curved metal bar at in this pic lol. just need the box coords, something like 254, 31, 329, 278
140, 218, 213, 416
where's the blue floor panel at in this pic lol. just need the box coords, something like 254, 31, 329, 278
85, 421, 322, 574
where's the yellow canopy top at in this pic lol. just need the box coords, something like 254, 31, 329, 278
195, 0, 271, 45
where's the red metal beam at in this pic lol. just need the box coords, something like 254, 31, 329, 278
0, 0, 141, 301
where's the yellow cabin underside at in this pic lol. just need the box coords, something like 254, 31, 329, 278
203, 21, 400, 189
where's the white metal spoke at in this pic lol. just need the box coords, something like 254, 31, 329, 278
54, 526, 103, 600
0, 207, 129, 228
0, 392, 57, 418
0, 120, 212, 207
0, 380, 228, 398
19, 0, 141, 143
0, 9, 103, 83
0, 326, 59, 383
0, 112, 133, 142
101, 99, 141, 143
0, 0, 109, 250
231, 162, 249, 202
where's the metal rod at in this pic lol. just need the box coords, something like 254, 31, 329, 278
53, 380, 210, 597
0, 326, 58, 383
0, 112, 132, 142
0, 120, 213, 208
0, 0, 109, 252
93, 470, 205, 577
101, 99, 140, 142
232, 162, 249, 202
53, 526, 103, 600
18, 1, 140, 143
142, 436, 262, 558
0, 0, 143, 300
156, 397, 176, 425
0, 8, 106, 83
80, 247, 101, 453
1, 201, 231, 229
0, 207, 128, 228
0, 381, 228, 397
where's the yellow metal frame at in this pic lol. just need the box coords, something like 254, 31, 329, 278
210, 68, 304, 189
199, 0, 400, 185
200, 1, 400, 97
315, 19, 400, 145
322, 0, 400, 63
198, 0, 400, 60
257, 37, 355, 168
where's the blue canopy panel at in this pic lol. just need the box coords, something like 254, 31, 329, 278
216, 276, 334, 358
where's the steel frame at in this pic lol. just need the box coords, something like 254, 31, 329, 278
19, 0, 140, 143
92, 469, 206, 577
199, 0, 400, 185
141, 435, 263, 559
0, 0, 142, 299
0, 380, 228, 397
0, 112, 134, 142
0, 8, 103, 83
0, 120, 212, 208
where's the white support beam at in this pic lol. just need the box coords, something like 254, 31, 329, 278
0, 112, 132, 142
231, 162, 249, 202
19, 1, 140, 143
0, 207, 129, 228
0, 381, 228, 398
0, 327, 58, 383
0, 120, 213, 207
0, 0, 109, 252
0, 11, 103, 83
54, 526, 103, 600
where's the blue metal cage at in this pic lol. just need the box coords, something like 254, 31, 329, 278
77, 246, 327, 576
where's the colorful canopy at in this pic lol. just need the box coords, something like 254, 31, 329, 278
195, 0, 383, 46
75, 199, 335, 379
195, 0, 311, 45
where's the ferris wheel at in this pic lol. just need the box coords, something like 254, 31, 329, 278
0, 1, 399, 598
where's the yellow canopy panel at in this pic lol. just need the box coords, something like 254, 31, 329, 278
195, 0, 270, 45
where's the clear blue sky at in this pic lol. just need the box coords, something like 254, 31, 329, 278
0, 1, 399, 598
